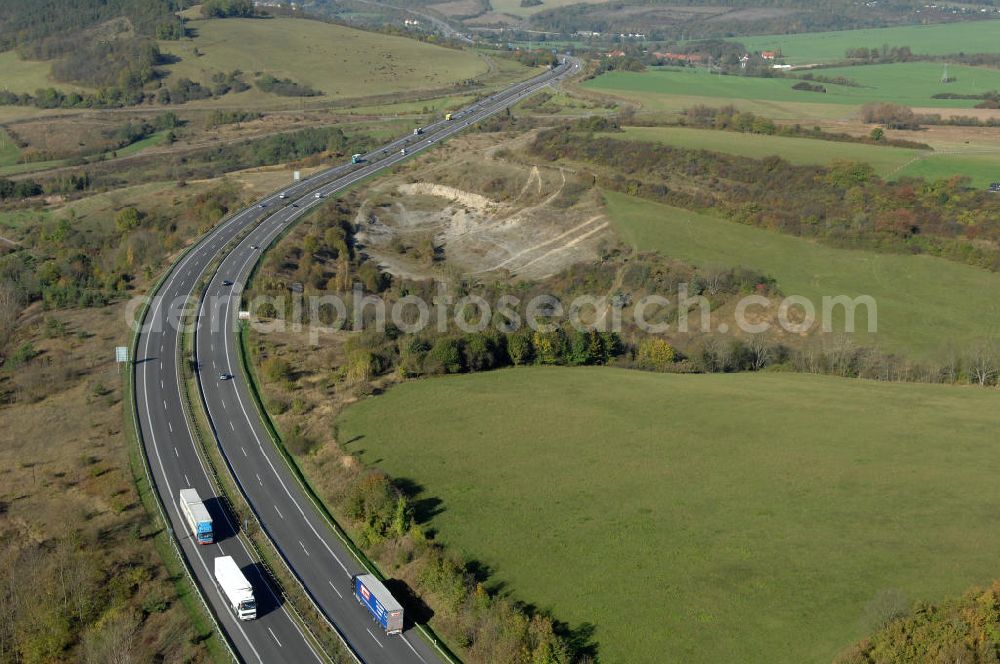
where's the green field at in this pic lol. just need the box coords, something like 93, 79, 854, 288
0, 50, 92, 95
158, 18, 492, 107
339, 366, 1000, 663
584, 63, 1000, 112
0, 130, 170, 177
0, 128, 21, 167
615, 126, 1000, 187
618, 126, 919, 176
603, 192, 1000, 358
740, 20, 1000, 65
487, 0, 607, 18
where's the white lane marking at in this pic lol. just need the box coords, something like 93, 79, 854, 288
214, 237, 356, 576
328, 580, 342, 599
241, 446, 247, 457
401, 634, 428, 663
161, 379, 164, 389
159, 361, 163, 371
163, 400, 168, 410
141, 71, 563, 660
267, 628, 282, 648
275, 505, 284, 519
299, 540, 309, 557
256, 473, 263, 486
221, 399, 227, 409
168, 421, 173, 433
184, 474, 191, 487
174, 447, 179, 457
229, 420, 235, 431
367, 628, 384, 648
138, 317, 266, 663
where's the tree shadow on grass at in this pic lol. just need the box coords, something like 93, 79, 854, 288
382, 477, 600, 658
393, 477, 444, 524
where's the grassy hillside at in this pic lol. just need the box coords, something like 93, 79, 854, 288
584, 63, 1000, 111
615, 126, 1000, 187
740, 20, 1000, 65
603, 192, 1000, 358
0, 49, 92, 95
158, 17, 491, 106
0, 17, 497, 105
0, 127, 20, 167
338, 366, 1000, 664
617, 126, 918, 176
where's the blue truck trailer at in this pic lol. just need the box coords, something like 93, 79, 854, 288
179, 488, 213, 544
352, 574, 403, 635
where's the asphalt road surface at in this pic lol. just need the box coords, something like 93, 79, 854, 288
133, 58, 581, 664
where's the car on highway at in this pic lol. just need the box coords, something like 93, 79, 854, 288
218, 373, 231, 381
315, 192, 323, 198
292, 203, 299, 207
279, 193, 287, 199
258, 203, 266, 209
250, 245, 259, 250
222, 279, 234, 286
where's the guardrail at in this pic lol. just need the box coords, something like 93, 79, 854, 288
180, 228, 355, 664
129, 58, 577, 664
126, 242, 240, 664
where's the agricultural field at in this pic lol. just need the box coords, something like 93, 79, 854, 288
157, 18, 492, 107
338, 366, 1000, 663
615, 126, 1000, 187
0, 127, 20, 167
584, 63, 1000, 112
487, 0, 607, 18
603, 192, 1000, 359
739, 19, 1000, 65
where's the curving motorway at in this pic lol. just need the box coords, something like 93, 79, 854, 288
132, 57, 581, 664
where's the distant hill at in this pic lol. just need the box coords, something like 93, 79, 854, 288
0, 0, 185, 53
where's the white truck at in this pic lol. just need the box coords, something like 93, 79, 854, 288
214, 556, 256, 620
179, 488, 213, 544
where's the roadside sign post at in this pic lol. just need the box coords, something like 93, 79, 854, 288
115, 346, 129, 374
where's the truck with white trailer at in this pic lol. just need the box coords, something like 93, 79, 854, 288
214, 556, 256, 620
179, 488, 213, 544
352, 574, 403, 635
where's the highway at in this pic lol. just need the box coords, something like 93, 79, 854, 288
132, 57, 581, 664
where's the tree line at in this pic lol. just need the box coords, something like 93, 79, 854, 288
530, 122, 1000, 272
255, 75, 322, 98
525, 0, 988, 42
0, 0, 185, 53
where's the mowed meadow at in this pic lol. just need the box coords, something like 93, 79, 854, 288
338, 367, 1000, 664
614, 126, 1000, 187
602, 192, 1000, 359
738, 19, 1000, 64
583, 63, 1000, 111
157, 17, 491, 105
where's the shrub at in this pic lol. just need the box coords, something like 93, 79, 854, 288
636, 338, 676, 371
